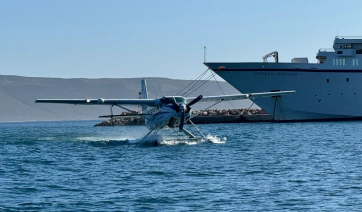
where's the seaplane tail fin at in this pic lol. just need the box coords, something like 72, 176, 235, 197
140, 78, 150, 113
141, 78, 148, 99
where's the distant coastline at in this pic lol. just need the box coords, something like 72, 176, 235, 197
0, 75, 258, 122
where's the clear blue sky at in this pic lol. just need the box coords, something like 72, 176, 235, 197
1, 0, 362, 79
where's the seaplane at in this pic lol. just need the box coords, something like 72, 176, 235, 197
35, 79, 295, 142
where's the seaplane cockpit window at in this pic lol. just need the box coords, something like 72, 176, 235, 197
161, 97, 187, 105
173, 97, 187, 104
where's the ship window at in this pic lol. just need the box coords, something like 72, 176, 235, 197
333, 59, 335, 65
343, 59, 345, 65
339, 59, 343, 65
336, 59, 339, 66
337, 51, 343, 54
327, 79, 329, 83
346, 78, 349, 82
353, 59, 359, 66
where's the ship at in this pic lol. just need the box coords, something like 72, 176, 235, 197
204, 36, 362, 121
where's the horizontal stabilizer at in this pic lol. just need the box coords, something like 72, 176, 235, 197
99, 114, 149, 118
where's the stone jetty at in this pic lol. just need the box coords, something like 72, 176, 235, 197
94, 109, 272, 126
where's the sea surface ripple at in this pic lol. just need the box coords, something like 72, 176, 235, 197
1, 120, 362, 211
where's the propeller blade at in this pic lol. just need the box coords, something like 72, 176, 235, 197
187, 95, 203, 107
179, 110, 185, 132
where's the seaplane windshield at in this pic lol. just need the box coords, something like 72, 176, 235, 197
162, 97, 187, 104
174, 97, 186, 104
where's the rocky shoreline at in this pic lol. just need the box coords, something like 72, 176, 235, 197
94, 109, 272, 126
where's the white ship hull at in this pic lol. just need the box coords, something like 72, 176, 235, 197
204, 63, 362, 121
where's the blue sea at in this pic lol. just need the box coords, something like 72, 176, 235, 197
1, 120, 362, 211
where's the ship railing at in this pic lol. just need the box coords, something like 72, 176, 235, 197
336, 36, 362, 39
319, 48, 334, 52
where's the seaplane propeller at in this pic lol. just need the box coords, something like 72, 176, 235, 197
179, 95, 203, 131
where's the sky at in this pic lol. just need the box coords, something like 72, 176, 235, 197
1, 0, 362, 80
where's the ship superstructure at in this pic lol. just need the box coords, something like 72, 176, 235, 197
204, 36, 362, 121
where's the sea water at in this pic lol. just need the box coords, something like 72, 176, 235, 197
1, 120, 362, 211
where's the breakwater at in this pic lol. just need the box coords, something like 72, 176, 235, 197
94, 109, 272, 126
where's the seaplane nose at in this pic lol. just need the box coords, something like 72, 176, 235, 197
180, 104, 187, 111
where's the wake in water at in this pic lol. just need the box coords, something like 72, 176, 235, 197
126, 134, 226, 146
69, 134, 226, 147
40, 133, 226, 147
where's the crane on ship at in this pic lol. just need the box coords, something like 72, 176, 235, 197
263, 51, 279, 63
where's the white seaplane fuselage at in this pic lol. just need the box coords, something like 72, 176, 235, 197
143, 97, 190, 131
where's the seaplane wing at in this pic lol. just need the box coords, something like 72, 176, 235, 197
35, 98, 158, 106
187, 90, 295, 102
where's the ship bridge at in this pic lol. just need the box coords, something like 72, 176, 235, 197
333, 36, 362, 53
316, 36, 362, 65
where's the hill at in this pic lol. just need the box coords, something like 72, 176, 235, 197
0, 75, 256, 122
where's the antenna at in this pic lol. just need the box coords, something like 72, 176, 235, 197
204, 46, 207, 63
